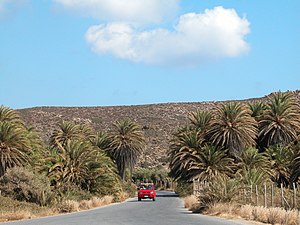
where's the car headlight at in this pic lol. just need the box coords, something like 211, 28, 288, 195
150, 191, 154, 194
139, 192, 143, 195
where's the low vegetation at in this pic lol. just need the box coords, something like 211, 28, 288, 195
0, 195, 56, 222
183, 196, 300, 225
0, 105, 146, 221
205, 203, 300, 225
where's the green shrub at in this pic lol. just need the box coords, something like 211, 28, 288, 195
121, 181, 137, 198
197, 178, 240, 212
90, 173, 123, 197
53, 183, 93, 202
174, 180, 193, 197
0, 167, 52, 206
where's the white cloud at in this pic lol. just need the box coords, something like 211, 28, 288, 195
54, 0, 179, 24
85, 7, 250, 66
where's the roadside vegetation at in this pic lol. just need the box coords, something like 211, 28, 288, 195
1, 91, 299, 223
170, 92, 300, 224
0, 105, 145, 221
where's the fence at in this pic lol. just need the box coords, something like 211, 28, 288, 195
193, 180, 299, 210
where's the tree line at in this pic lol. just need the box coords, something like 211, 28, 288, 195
0, 106, 145, 205
169, 92, 300, 190
1, 91, 299, 207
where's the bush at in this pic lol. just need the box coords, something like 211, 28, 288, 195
90, 172, 123, 197
53, 183, 93, 203
58, 200, 79, 213
197, 178, 240, 212
119, 181, 136, 198
174, 181, 193, 197
78, 196, 114, 210
0, 167, 52, 206
183, 195, 199, 210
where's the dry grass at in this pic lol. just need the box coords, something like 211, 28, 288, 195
0, 196, 56, 222
204, 203, 240, 219
115, 192, 129, 202
0, 194, 119, 222
0, 208, 56, 222
183, 195, 199, 210
240, 206, 300, 225
182, 195, 300, 225
88, 196, 114, 208
240, 204, 254, 220
197, 202, 300, 225
59, 195, 115, 213
0, 210, 32, 221
59, 200, 80, 213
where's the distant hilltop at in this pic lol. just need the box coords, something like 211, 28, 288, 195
17, 90, 300, 168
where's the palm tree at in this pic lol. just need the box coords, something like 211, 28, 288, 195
50, 121, 81, 147
189, 110, 213, 133
91, 131, 111, 151
169, 129, 203, 181
236, 147, 272, 186
290, 141, 300, 184
23, 126, 45, 168
48, 140, 98, 187
108, 120, 145, 181
237, 168, 270, 186
258, 92, 300, 148
78, 123, 95, 141
238, 147, 271, 174
170, 140, 234, 182
189, 144, 235, 182
85, 151, 121, 195
265, 145, 294, 187
169, 127, 234, 182
0, 105, 24, 126
207, 102, 258, 157
248, 101, 267, 121
0, 122, 30, 176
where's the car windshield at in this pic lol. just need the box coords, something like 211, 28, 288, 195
140, 185, 153, 190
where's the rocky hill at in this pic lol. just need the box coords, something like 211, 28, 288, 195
17, 90, 300, 168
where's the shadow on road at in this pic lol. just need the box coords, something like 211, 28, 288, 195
156, 192, 179, 197
127, 199, 155, 203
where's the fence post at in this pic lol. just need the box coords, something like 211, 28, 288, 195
193, 179, 196, 195
264, 184, 267, 207
281, 183, 284, 208
256, 185, 259, 206
293, 183, 296, 209
250, 185, 253, 205
243, 186, 246, 204
271, 184, 274, 207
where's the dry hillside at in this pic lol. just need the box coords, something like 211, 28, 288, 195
17, 90, 300, 168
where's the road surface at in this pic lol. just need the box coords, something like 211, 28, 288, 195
2, 191, 249, 225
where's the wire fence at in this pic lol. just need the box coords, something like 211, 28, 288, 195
193, 180, 299, 210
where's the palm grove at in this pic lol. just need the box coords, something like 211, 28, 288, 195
169, 92, 300, 202
1, 91, 300, 208
0, 106, 146, 206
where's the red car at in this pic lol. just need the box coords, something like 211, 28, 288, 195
137, 183, 156, 201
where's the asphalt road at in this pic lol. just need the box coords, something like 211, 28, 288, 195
2, 191, 249, 225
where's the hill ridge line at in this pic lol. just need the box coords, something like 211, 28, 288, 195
16, 90, 300, 168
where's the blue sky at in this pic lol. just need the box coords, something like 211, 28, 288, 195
0, 0, 299, 109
